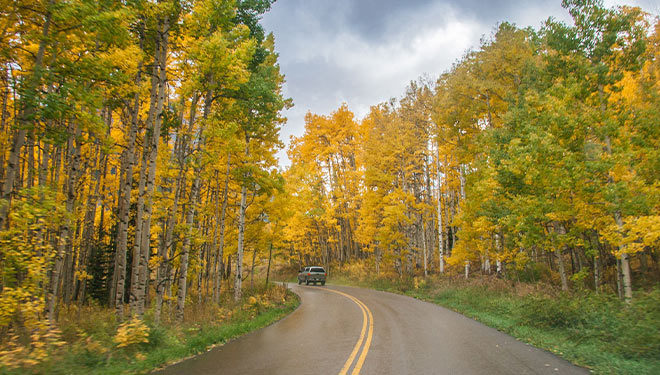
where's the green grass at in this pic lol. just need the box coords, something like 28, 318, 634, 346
1, 284, 300, 375
331, 274, 660, 375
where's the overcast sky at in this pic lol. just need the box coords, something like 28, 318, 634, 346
260, 0, 659, 167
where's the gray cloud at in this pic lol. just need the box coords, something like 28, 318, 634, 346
261, 0, 659, 167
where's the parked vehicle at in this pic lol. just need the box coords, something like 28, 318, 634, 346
297, 266, 326, 285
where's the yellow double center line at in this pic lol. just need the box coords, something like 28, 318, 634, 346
323, 288, 374, 375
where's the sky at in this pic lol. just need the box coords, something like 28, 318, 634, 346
260, 0, 660, 167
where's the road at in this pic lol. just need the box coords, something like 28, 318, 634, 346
155, 284, 589, 375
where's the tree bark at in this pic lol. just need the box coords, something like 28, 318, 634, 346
422, 220, 428, 277
213, 154, 231, 304
436, 146, 444, 273
135, 18, 170, 316
113, 27, 146, 316
554, 223, 569, 291
265, 243, 273, 287
250, 246, 257, 289
46, 123, 81, 323
176, 176, 199, 321
76, 143, 103, 303
614, 212, 633, 302
0, 3, 52, 229
234, 141, 249, 301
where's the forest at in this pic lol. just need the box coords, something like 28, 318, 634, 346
286, 1, 659, 300
0, 0, 297, 370
0, 0, 658, 373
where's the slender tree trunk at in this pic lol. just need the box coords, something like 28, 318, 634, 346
614, 212, 633, 302
375, 246, 380, 275
46, 123, 81, 323
616, 257, 624, 299
113, 29, 146, 317
594, 254, 600, 292
135, 19, 170, 316
155, 95, 194, 321
554, 224, 569, 291
176, 176, 199, 321
175, 87, 211, 320
436, 147, 444, 273
198, 244, 204, 304
76, 144, 103, 303
599, 84, 633, 302
0, 68, 8, 182
234, 141, 249, 301
265, 243, 272, 287
213, 155, 231, 304
129, 30, 163, 315
422, 220, 427, 277
443, 155, 455, 255
26, 133, 35, 189
0, 4, 52, 229
250, 246, 257, 289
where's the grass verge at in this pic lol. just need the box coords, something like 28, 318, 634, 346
330, 273, 660, 375
0, 283, 299, 375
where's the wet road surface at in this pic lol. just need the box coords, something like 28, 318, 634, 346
155, 284, 589, 375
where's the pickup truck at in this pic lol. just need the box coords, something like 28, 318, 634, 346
297, 266, 326, 285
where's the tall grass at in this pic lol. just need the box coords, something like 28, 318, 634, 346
0, 283, 299, 375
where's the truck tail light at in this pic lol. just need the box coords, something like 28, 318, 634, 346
325, 273, 327, 276
307, 273, 311, 276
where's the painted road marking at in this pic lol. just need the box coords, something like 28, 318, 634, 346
319, 288, 374, 375
350, 296, 373, 375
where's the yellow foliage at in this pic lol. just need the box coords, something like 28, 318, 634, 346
75, 270, 93, 282
113, 317, 150, 349
0, 327, 65, 369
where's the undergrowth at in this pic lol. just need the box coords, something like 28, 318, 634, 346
0, 282, 299, 375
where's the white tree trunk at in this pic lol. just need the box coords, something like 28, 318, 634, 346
47, 124, 81, 322
135, 17, 170, 316
594, 254, 600, 292
436, 146, 444, 273
422, 221, 428, 277
234, 183, 247, 301
614, 212, 633, 302
213, 155, 231, 304
235, 139, 250, 301
176, 176, 199, 321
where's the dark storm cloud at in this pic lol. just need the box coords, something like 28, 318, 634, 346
261, 0, 659, 166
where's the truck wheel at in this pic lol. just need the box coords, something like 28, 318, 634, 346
298, 279, 302, 285
306, 280, 310, 285
321, 281, 325, 286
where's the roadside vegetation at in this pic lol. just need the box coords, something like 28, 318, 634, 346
0, 283, 298, 375
327, 262, 660, 375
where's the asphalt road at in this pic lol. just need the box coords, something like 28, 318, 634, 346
155, 284, 589, 375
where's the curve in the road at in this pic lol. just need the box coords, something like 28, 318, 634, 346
323, 288, 373, 375
154, 283, 589, 375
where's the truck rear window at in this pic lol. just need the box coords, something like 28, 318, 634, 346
310, 268, 325, 273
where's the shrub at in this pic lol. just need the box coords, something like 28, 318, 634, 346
518, 293, 588, 329
613, 288, 660, 359
113, 317, 150, 351
0, 327, 65, 370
